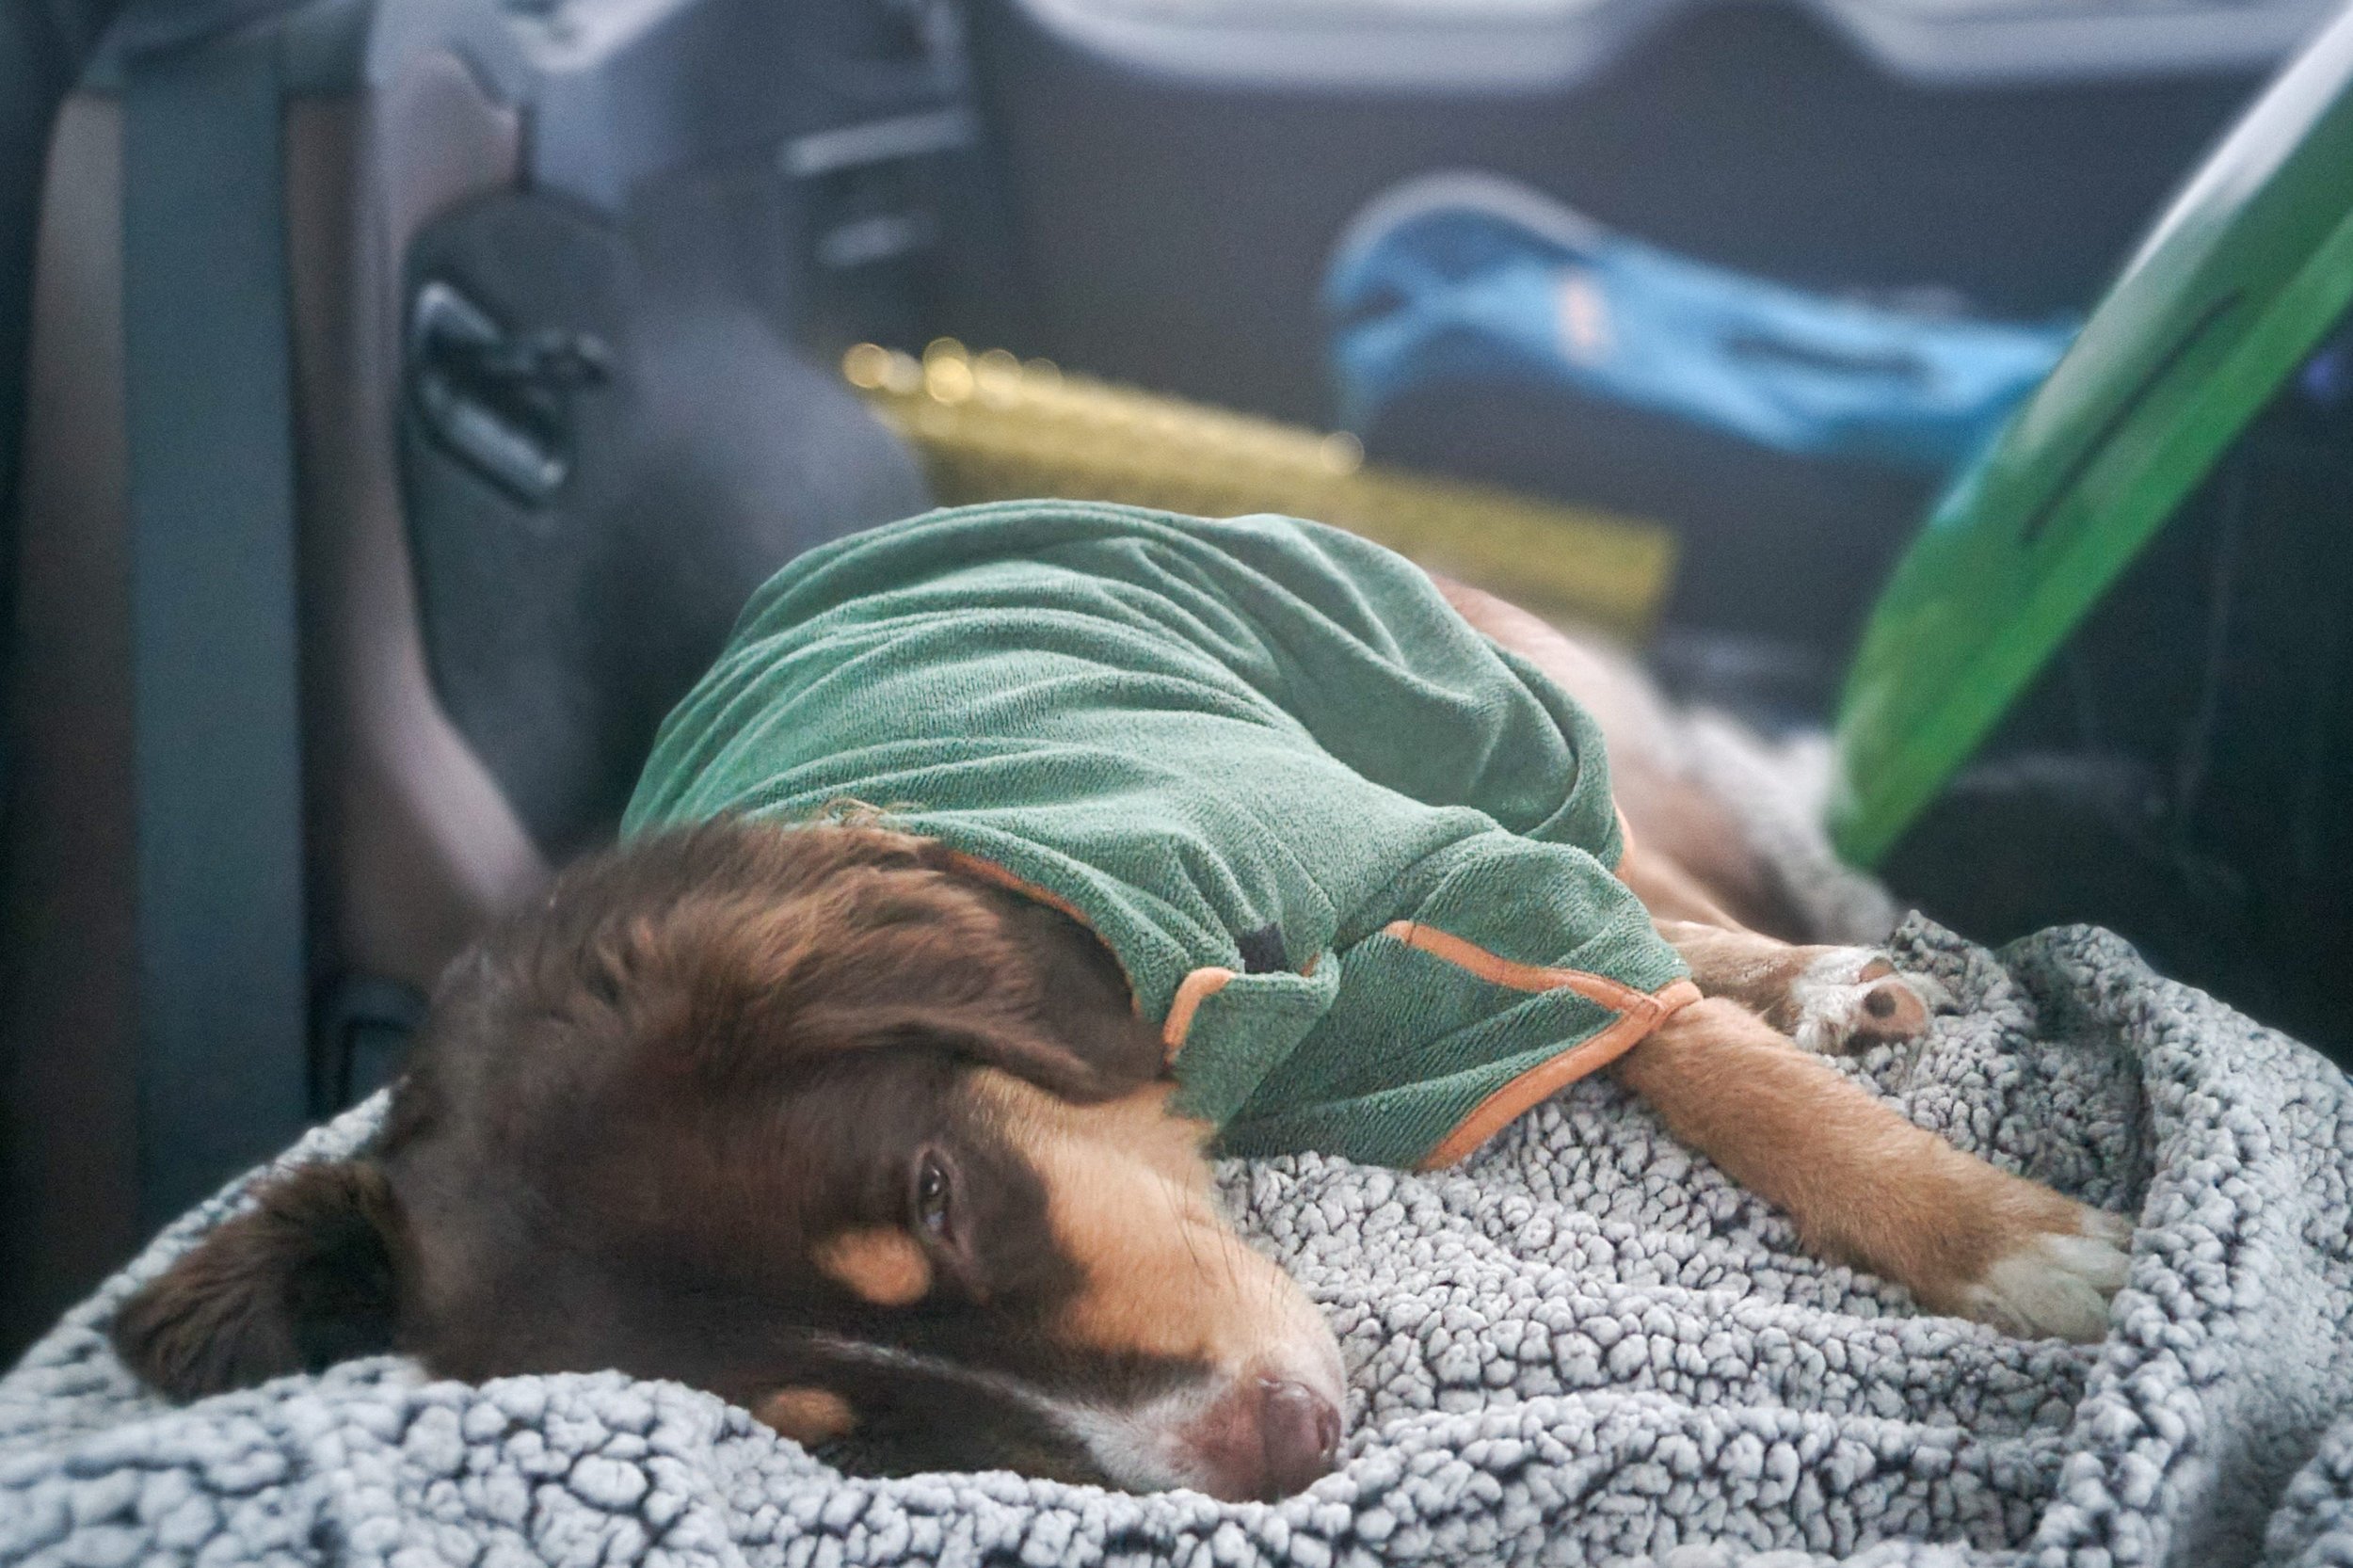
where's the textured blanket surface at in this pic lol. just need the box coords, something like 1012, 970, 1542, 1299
7, 915, 2353, 1568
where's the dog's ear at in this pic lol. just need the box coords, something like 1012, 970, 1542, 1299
970, 889, 1167, 1102
605, 822, 1167, 1104
111, 1161, 403, 1400
906, 1007, 1167, 1105
792, 875, 1167, 1104
793, 985, 1166, 1106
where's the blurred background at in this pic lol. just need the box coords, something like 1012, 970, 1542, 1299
6, 0, 2351, 1355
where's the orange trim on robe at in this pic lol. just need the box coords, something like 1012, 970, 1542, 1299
940, 850, 1098, 933
1381, 920, 1663, 1012
1160, 967, 1238, 1064
939, 856, 1695, 1162
1420, 979, 1701, 1169
1380, 919, 1699, 1169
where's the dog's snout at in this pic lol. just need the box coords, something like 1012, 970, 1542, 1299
1187, 1374, 1341, 1501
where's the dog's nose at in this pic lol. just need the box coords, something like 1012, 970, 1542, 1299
1190, 1374, 1342, 1501
1256, 1376, 1343, 1497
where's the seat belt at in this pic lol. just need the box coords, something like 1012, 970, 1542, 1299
119, 18, 310, 1230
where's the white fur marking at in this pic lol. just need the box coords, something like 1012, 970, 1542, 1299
801, 1333, 1345, 1496
1956, 1214, 2133, 1342
1788, 948, 1951, 1053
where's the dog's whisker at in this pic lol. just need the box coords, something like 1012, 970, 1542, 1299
1162, 1173, 1208, 1280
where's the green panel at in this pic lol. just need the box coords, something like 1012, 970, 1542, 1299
1831, 4, 2353, 866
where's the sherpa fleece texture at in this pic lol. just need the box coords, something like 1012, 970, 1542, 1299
622, 502, 1691, 1169
7, 914, 2353, 1567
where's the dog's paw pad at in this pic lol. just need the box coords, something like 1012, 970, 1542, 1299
1787, 949, 1948, 1052
1956, 1212, 2133, 1343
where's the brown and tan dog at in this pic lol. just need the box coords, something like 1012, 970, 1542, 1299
112, 571, 2130, 1503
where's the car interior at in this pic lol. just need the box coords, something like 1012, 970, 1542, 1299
3, 0, 2347, 1369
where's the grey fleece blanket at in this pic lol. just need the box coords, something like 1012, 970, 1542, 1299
6, 915, 2353, 1568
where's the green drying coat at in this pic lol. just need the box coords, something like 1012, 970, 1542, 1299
625, 502, 1694, 1169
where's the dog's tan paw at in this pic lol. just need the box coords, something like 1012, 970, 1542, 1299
1952, 1208, 2132, 1342
1784, 949, 1951, 1053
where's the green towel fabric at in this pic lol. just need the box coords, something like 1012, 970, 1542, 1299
625, 501, 1692, 1169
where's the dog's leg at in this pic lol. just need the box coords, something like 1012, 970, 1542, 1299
1613, 842, 1749, 931
1610, 997, 2131, 1340
1654, 917, 1949, 1053
1426, 572, 1803, 934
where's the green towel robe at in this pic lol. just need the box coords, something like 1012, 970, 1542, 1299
625, 501, 1695, 1169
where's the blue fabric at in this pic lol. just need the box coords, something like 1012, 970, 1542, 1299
1326, 182, 2076, 473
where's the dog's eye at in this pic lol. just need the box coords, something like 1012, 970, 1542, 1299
913, 1151, 952, 1237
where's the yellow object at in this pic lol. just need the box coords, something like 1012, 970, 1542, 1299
843, 340, 1678, 637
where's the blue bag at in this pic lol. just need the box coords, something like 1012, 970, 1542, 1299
1326, 173, 2076, 474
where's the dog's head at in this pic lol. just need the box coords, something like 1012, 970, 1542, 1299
112, 818, 1344, 1499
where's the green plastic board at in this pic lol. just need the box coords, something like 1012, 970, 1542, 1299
1831, 2, 2353, 866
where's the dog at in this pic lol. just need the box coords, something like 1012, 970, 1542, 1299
113, 505, 2131, 1503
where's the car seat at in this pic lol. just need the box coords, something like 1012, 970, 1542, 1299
1, 0, 961, 1349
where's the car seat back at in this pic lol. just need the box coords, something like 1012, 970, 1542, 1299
2, 0, 948, 1349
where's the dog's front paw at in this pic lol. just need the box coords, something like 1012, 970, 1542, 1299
1776, 948, 1952, 1053
1951, 1208, 2132, 1343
